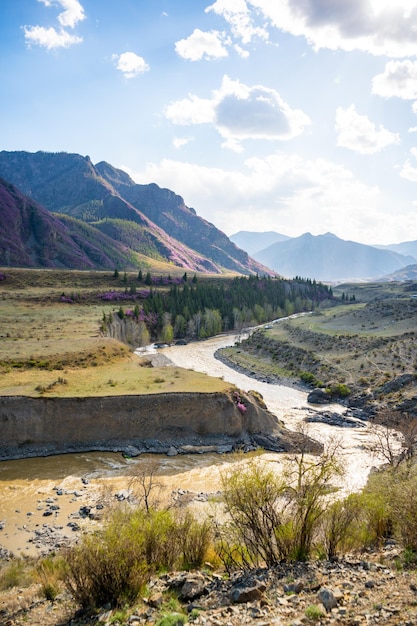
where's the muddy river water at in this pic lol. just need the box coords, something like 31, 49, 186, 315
0, 329, 381, 556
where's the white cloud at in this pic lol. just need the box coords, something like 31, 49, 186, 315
222, 0, 417, 57
24, 0, 85, 49
175, 29, 229, 61
206, 0, 269, 45
164, 75, 310, 149
335, 105, 400, 154
372, 60, 417, 100
234, 44, 250, 58
173, 137, 193, 149
400, 147, 417, 181
113, 52, 149, 79
130, 152, 396, 243
165, 95, 215, 125
23, 25, 82, 49
38, 0, 85, 28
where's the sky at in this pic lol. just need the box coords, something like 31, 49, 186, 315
2, 1, 417, 245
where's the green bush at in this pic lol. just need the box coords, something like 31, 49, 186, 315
385, 466, 417, 555
64, 508, 212, 609
327, 382, 351, 398
320, 494, 362, 559
155, 613, 187, 626
305, 604, 325, 621
179, 512, 212, 569
0, 560, 33, 591
219, 441, 344, 566
300, 371, 316, 385
36, 556, 66, 602
219, 460, 289, 568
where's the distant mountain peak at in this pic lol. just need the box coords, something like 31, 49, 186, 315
248, 230, 417, 282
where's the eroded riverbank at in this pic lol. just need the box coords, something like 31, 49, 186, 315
0, 330, 383, 557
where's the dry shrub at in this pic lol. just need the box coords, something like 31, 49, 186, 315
64, 507, 212, 609
35, 556, 66, 601
0, 559, 34, 591
218, 437, 345, 567
319, 494, 362, 559
178, 511, 212, 569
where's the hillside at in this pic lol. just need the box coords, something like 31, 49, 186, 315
0, 177, 134, 269
0, 150, 267, 275
380, 264, 417, 282
253, 232, 415, 282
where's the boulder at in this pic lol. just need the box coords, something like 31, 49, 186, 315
307, 388, 333, 404
230, 579, 267, 603
179, 574, 207, 601
317, 587, 338, 612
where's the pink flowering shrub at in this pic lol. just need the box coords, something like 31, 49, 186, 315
233, 391, 247, 414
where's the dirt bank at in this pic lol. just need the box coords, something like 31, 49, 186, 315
0, 390, 320, 461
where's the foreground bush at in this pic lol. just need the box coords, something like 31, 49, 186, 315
64, 508, 211, 608
218, 440, 344, 567
218, 460, 289, 568
357, 463, 417, 557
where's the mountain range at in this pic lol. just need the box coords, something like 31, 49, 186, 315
230, 231, 417, 282
0, 150, 267, 275
2, 150, 417, 283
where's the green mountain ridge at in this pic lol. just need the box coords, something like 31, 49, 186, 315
0, 150, 268, 275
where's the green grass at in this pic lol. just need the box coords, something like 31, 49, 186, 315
0, 354, 229, 397
0, 268, 232, 396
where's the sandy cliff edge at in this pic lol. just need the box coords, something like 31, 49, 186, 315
0, 389, 320, 460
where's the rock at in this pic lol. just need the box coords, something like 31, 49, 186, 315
122, 445, 142, 458
317, 587, 338, 612
166, 446, 178, 456
180, 574, 207, 601
378, 374, 414, 394
79, 506, 91, 518
252, 434, 285, 452
284, 581, 304, 594
305, 411, 365, 428
148, 592, 164, 608
114, 489, 132, 501
230, 580, 267, 604
307, 388, 333, 404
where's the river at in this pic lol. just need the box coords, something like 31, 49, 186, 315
0, 329, 380, 557
155, 332, 380, 495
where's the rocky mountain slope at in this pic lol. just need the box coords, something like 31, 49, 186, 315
0, 177, 134, 269
0, 150, 267, 275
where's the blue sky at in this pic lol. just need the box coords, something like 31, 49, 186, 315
2, 1, 417, 245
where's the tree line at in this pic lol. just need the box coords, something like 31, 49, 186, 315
101, 274, 334, 345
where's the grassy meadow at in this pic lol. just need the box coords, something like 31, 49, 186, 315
0, 268, 230, 397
